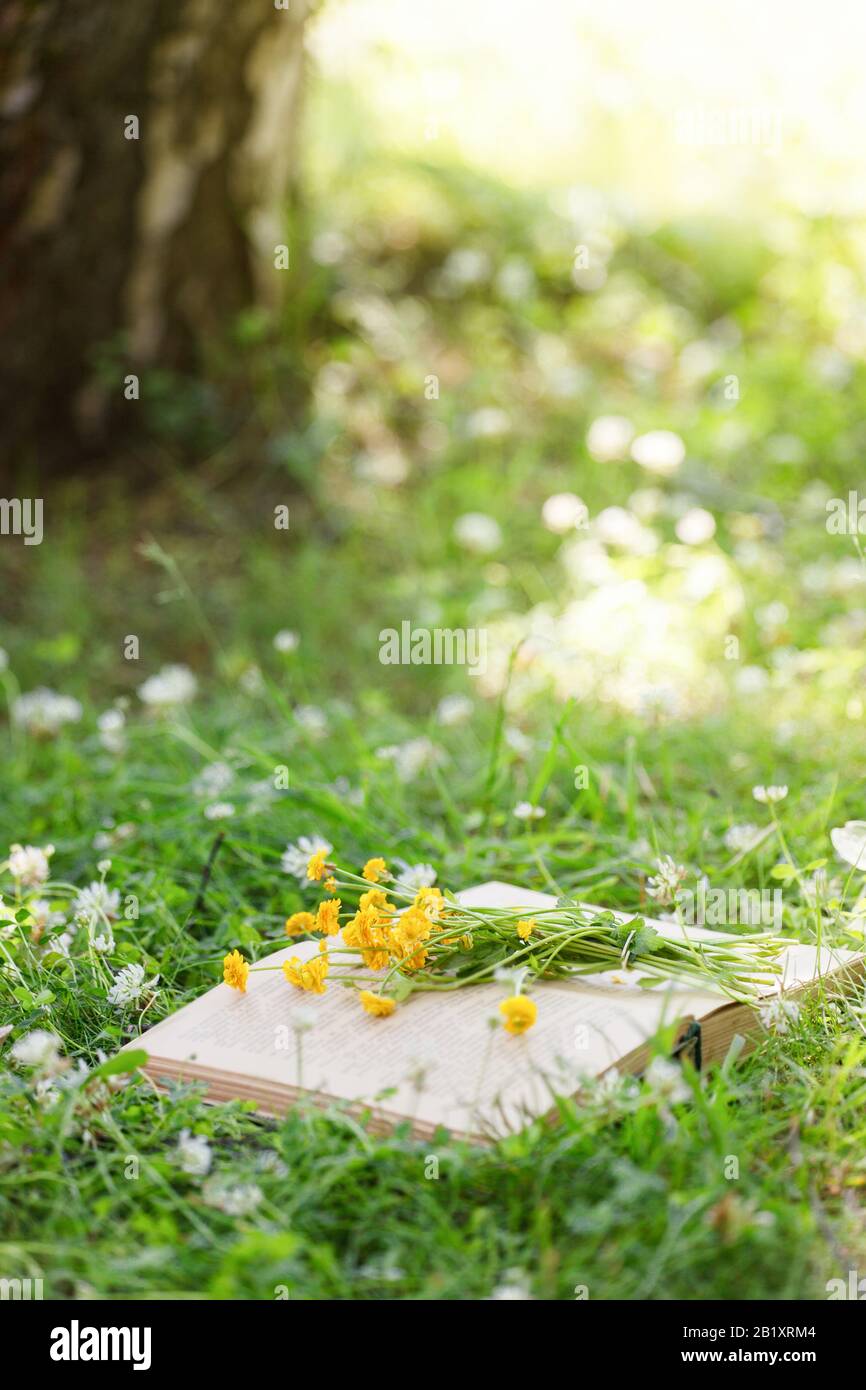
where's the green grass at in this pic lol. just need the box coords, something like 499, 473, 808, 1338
3, 156, 866, 1299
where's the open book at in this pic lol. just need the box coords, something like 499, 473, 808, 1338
129, 881, 863, 1143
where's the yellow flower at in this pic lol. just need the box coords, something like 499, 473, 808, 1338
517, 918, 536, 941
283, 947, 329, 994
362, 857, 388, 883
324, 876, 338, 894
344, 906, 390, 969
316, 898, 341, 936
223, 949, 250, 994
499, 994, 537, 1035
359, 888, 394, 914
285, 911, 316, 937
414, 885, 448, 922
307, 849, 328, 881
359, 990, 396, 1018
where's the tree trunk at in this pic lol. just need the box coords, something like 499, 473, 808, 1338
0, 0, 307, 473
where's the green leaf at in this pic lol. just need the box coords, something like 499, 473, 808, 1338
770, 863, 797, 881
88, 1049, 148, 1080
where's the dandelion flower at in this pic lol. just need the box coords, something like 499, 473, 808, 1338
362, 857, 388, 883
359, 990, 397, 1018
283, 947, 329, 994
315, 899, 341, 936
223, 950, 250, 993
285, 911, 316, 937
517, 919, 535, 941
499, 995, 537, 1035
306, 849, 328, 881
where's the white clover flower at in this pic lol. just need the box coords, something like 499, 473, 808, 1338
503, 725, 534, 758
723, 823, 761, 853
464, 406, 510, 439
675, 507, 716, 545
97, 707, 126, 754
586, 414, 634, 462
90, 925, 115, 954
489, 1269, 534, 1300
436, 694, 473, 726
176, 1128, 213, 1176
541, 492, 588, 534
644, 1056, 690, 1104
28, 899, 66, 933
204, 802, 235, 821
752, 785, 788, 804
10, 1029, 63, 1070
595, 506, 656, 553
191, 761, 233, 799
392, 860, 437, 893
202, 1178, 263, 1216
107, 962, 158, 1009
281, 834, 333, 883
239, 664, 265, 696
512, 801, 545, 821
759, 997, 801, 1035
273, 629, 300, 654
646, 855, 688, 906
45, 930, 73, 958
7, 842, 54, 887
12, 687, 82, 737
630, 429, 686, 475
830, 821, 866, 870
387, 738, 445, 783
294, 704, 328, 739
137, 663, 197, 711
453, 512, 503, 554
74, 882, 120, 921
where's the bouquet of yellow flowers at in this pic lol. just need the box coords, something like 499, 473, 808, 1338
223, 853, 786, 1034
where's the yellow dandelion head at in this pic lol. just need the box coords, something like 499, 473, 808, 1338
359, 990, 397, 1018
362, 857, 388, 883
223, 949, 250, 994
316, 899, 341, 936
307, 849, 328, 881
285, 911, 316, 937
499, 994, 537, 1035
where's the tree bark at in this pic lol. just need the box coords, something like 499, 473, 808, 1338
0, 0, 307, 473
